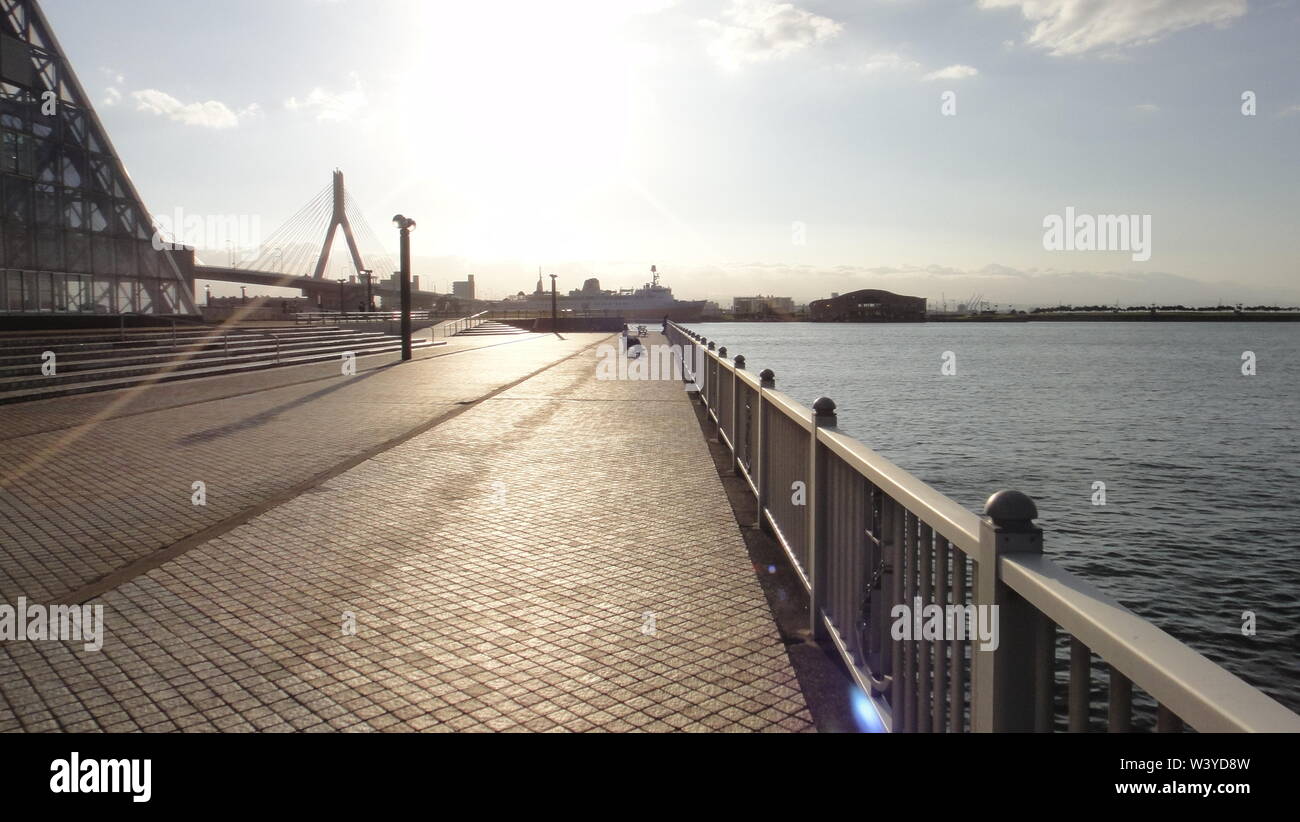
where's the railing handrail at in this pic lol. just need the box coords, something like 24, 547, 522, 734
665, 319, 1300, 733
438, 310, 490, 337
998, 554, 1299, 732
292, 310, 438, 324
817, 426, 983, 555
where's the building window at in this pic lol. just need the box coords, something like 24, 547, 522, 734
2, 129, 34, 176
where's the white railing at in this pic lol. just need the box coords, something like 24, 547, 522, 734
438, 311, 490, 338
293, 310, 440, 325
666, 321, 1300, 733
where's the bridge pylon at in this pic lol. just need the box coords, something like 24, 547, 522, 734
312, 169, 367, 280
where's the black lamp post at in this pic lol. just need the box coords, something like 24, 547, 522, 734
549, 273, 557, 332
336, 278, 346, 314
393, 214, 416, 360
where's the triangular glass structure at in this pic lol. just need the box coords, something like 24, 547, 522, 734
0, 0, 197, 317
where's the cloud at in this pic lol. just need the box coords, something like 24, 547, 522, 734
701, 0, 843, 70
99, 67, 125, 107
855, 51, 922, 74
131, 89, 259, 128
284, 73, 367, 122
979, 0, 1247, 56
922, 64, 979, 81
1132, 102, 1160, 112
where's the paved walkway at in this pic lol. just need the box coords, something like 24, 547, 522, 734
0, 332, 813, 732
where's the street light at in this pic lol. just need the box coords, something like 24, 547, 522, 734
359, 268, 373, 312
336, 278, 347, 314
549, 273, 558, 332
392, 214, 416, 360
204, 283, 211, 306
240, 285, 247, 305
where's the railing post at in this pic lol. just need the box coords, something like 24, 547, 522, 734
730, 355, 744, 474
755, 368, 774, 531
972, 489, 1044, 732
705, 341, 715, 408
808, 396, 836, 641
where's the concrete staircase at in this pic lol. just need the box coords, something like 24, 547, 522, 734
0, 325, 436, 404
455, 321, 531, 336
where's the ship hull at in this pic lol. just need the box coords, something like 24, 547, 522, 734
500, 297, 706, 323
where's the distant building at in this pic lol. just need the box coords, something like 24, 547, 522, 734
386, 273, 420, 292
452, 274, 475, 300
732, 295, 795, 318
809, 289, 926, 322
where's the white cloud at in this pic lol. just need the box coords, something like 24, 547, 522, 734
131, 89, 258, 128
979, 0, 1247, 56
1132, 102, 1160, 112
284, 73, 366, 122
102, 87, 121, 106
856, 51, 921, 74
922, 64, 979, 81
701, 0, 844, 70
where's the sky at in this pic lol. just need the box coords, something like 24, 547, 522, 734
41, 0, 1300, 307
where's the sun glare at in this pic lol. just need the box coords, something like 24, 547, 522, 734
392, 2, 644, 260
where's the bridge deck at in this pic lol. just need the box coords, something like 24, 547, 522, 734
0, 332, 812, 732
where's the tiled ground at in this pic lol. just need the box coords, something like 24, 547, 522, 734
0, 331, 583, 602
0, 333, 813, 732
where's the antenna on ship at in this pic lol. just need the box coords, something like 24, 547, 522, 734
651, 264, 659, 288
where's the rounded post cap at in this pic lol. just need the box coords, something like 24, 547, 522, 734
983, 489, 1038, 523
759, 368, 775, 385
733, 354, 745, 368
813, 396, 837, 416
707, 341, 716, 350
718, 346, 728, 357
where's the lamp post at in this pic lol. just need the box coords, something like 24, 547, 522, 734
549, 273, 557, 332
392, 214, 416, 360
359, 268, 373, 312
336, 278, 346, 314
240, 285, 247, 305
204, 283, 211, 306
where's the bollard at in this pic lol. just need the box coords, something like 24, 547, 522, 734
972, 489, 1044, 732
808, 396, 837, 640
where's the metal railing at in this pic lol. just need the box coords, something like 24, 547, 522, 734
293, 310, 442, 325
439, 311, 490, 337
665, 321, 1300, 733
487, 308, 627, 320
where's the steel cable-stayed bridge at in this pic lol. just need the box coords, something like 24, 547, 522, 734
191, 170, 441, 310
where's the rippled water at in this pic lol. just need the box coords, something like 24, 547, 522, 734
686, 321, 1300, 716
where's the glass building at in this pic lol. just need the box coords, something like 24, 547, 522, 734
0, 0, 196, 318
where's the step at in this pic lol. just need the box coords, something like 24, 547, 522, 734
0, 336, 420, 391
455, 322, 531, 336
0, 327, 368, 358
0, 332, 393, 376
0, 339, 442, 405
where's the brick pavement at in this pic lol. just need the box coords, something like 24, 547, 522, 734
0, 330, 579, 602
0, 332, 814, 732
